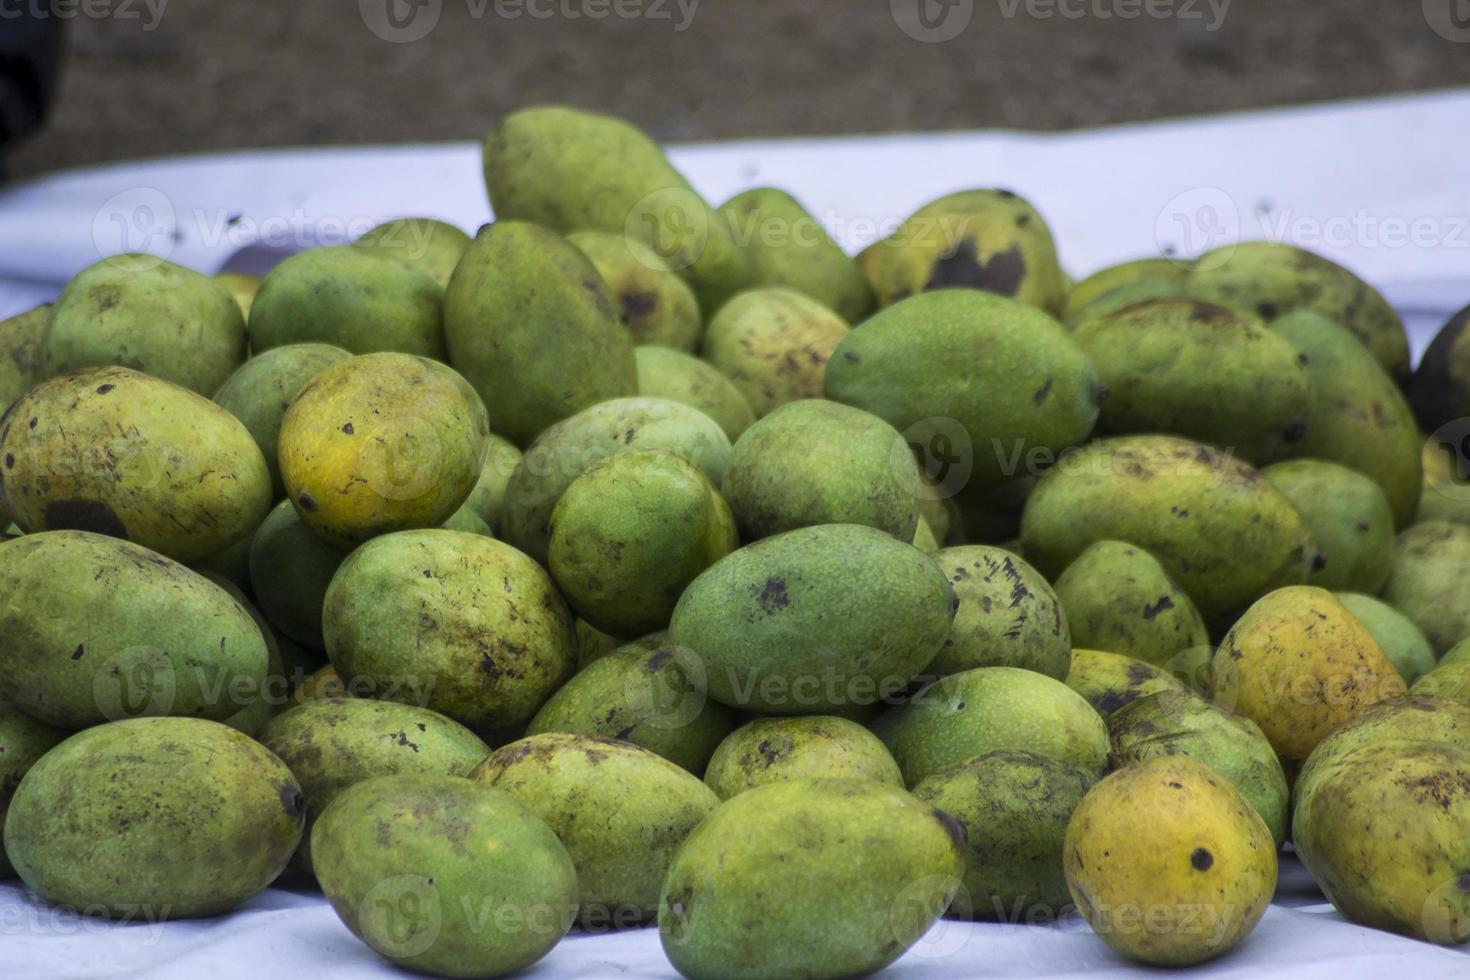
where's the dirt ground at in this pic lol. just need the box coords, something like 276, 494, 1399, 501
8, 0, 1470, 180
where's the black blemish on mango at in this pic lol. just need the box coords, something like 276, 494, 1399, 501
924, 240, 1026, 298
44, 498, 128, 538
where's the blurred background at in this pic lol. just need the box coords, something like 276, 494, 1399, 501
5, 0, 1470, 180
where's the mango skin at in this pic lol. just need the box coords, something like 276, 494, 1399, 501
1065, 280, 1192, 329
1065, 649, 1186, 717
1075, 299, 1311, 465
312, 774, 576, 978
1263, 459, 1395, 593
1294, 697, 1470, 807
702, 287, 849, 418
1336, 592, 1437, 685
499, 397, 732, 566
213, 342, 352, 499
634, 345, 755, 442
258, 698, 489, 875
278, 353, 490, 544
929, 545, 1071, 679
825, 289, 1101, 488
669, 524, 956, 715
215, 273, 260, 319
1408, 303, 1470, 434
1294, 740, 1470, 944
354, 217, 471, 291
874, 666, 1109, 787
473, 733, 718, 928
1186, 241, 1410, 383
704, 716, 902, 800
1063, 257, 1188, 321
568, 231, 703, 351
549, 449, 737, 637
484, 105, 751, 314
45, 255, 246, 395
1382, 521, 1470, 655
460, 433, 522, 534
658, 778, 965, 980
721, 399, 920, 542
0, 304, 50, 411
4, 717, 304, 918
720, 187, 874, 323
1213, 586, 1406, 772
0, 698, 67, 877
913, 749, 1096, 920
1064, 756, 1276, 966
1418, 435, 1470, 527
323, 529, 575, 741
1108, 690, 1289, 846
1054, 540, 1209, 669
1020, 434, 1314, 624
0, 531, 269, 729
527, 642, 737, 774
0, 366, 272, 562
1413, 661, 1470, 701
872, 189, 1066, 315
1272, 311, 1422, 527
248, 247, 445, 359
249, 499, 352, 650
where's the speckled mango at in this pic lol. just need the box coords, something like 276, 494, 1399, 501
1335, 592, 1436, 685
669, 524, 956, 715
0, 698, 66, 877
568, 230, 703, 351
323, 529, 575, 741
1263, 459, 1395, 593
701, 287, 849, 418
354, 217, 471, 290
1294, 696, 1470, 806
1382, 521, 1470, 655
1065, 649, 1186, 717
0, 304, 50, 411
703, 715, 902, 799
4, 717, 303, 918
277, 352, 489, 543
927, 545, 1071, 679
0, 366, 272, 562
825, 289, 1101, 487
0, 531, 269, 728
658, 778, 964, 980
1020, 434, 1313, 624
473, 732, 718, 928
634, 345, 755, 442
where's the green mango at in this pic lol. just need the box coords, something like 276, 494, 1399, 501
0, 366, 272, 562
548, 448, 737, 637
1413, 660, 1470, 701
568, 230, 703, 351
1262, 458, 1395, 593
312, 774, 576, 976
443, 221, 637, 445
0, 698, 67, 877
473, 732, 718, 928
354, 217, 471, 290
1336, 592, 1437, 685
669, 524, 956, 715
720, 399, 919, 542
702, 287, 849, 418
1063, 279, 1193, 329
323, 529, 575, 741
1295, 696, 1470, 806
1418, 435, 1470, 527
874, 666, 1109, 787
248, 499, 351, 649
1272, 311, 1422, 527
0, 531, 269, 728
1186, 241, 1410, 383
634, 345, 756, 441
658, 779, 964, 980
1383, 521, 1470, 654
1053, 540, 1208, 668
1063, 256, 1188, 320
703, 715, 902, 799
249, 247, 445, 358
4, 717, 303, 917
1021, 434, 1313, 624
484, 105, 751, 313
720, 187, 874, 322
928, 545, 1071, 679
459, 433, 522, 534
0, 304, 50, 410
45, 255, 246, 395
825, 289, 1100, 488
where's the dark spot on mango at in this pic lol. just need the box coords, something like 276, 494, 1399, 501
645, 649, 673, 671
1033, 379, 1053, 406
620, 291, 658, 322
45, 498, 127, 538
71, 644, 85, 661
756, 576, 790, 614
298, 491, 317, 512
342, 422, 355, 435
1191, 847, 1214, 871
96, 384, 114, 395
1282, 420, 1307, 443
924, 240, 1026, 298
1257, 302, 1278, 319
1142, 596, 1175, 620
279, 783, 306, 817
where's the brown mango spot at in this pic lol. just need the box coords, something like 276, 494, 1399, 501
924, 240, 1026, 298
621, 291, 658, 322
278, 783, 306, 818
45, 498, 128, 539
297, 491, 317, 512
1191, 847, 1214, 871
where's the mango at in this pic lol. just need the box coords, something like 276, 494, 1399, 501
1418, 433, 1470, 527
459, 432, 522, 534
634, 345, 755, 441
312, 774, 576, 977
1066, 649, 1186, 717
0, 698, 66, 877
1263, 459, 1395, 592
568, 230, 702, 351
1336, 592, 1437, 685
669, 524, 955, 715
1382, 521, 1470, 654
248, 247, 445, 358
1413, 660, 1470, 701
1064, 756, 1276, 965
1064, 280, 1193, 329
1408, 303, 1470, 436
354, 217, 471, 290
548, 448, 737, 637
702, 287, 848, 417
214, 273, 261, 319
1020, 434, 1314, 623
0, 304, 50, 410
928, 544, 1071, 679
721, 399, 919, 541
247, 499, 351, 649
704, 716, 902, 799
1063, 257, 1188, 321
1295, 696, 1470, 804
1053, 540, 1208, 668
323, 529, 575, 741
658, 778, 964, 980
825, 290, 1101, 487
4, 717, 303, 917
277, 352, 489, 543
473, 732, 717, 928
0, 366, 272, 562
0, 531, 268, 728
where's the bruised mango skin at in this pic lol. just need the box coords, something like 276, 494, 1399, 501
1065, 649, 1185, 718
568, 231, 703, 352
0, 366, 272, 562
703, 715, 902, 799
702, 288, 849, 418
928, 545, 1071, 679
634, 346, 755, 442
0, 531, 269, 729
3, 717, 304, 918
1020, 434, 1313, 624
1294, 697, 1470, 808
278, 353, 489, 544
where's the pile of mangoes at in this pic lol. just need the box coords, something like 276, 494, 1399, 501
2, 104, 1470, 978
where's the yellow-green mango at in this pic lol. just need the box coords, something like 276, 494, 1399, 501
1413, 660, 1470, 701
1336, 592, 1437, 685
1064, 279, 1193, 329
1383, 521, 1470, 654
568, 230, 703, 351
928, 545, 1071, 679
1, 366, 271, 562
634, 345, 755, 442
702, 287, 849, 417
354, 217, 471, 290
1418, 433, 1470, 527
1295, 696, 1470, 807
1054, 540, 1209, 668
0, 698, 67, 877
459, 432, 522, 534
215, 273, 260, 319
1263, 459, 1395, 593
0, 304, 50, 410
703, 716, 902, 799
1063, 256, 1188, 320
1065, 648, 1185, 717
